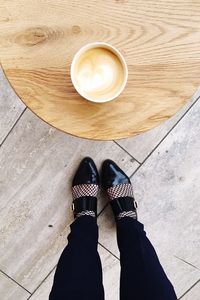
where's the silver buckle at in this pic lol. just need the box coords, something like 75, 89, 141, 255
71, 203, 75, 211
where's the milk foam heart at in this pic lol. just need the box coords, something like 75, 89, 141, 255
73, 47, 126, 102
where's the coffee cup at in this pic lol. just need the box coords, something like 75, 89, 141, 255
70, 42, 128, 103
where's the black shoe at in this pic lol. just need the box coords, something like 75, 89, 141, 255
72, 157, 99, 218
101, 159, 131, 189
101, 159, 137, 219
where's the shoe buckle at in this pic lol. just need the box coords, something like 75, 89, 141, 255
134, 200, 138, 209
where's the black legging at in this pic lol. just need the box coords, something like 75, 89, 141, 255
49, 216, 177, 300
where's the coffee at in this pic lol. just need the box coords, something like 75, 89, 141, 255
73, 47, 126, 102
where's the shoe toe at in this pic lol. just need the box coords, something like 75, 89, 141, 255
101, 159, 130, 189
72, 157, 99, 186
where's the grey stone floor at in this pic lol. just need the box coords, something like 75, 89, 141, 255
0, 68, 200, 299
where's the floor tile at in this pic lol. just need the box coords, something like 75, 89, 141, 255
181, 281, 200, 300
28, 245, 120, 300
99, 99, 200, 297
0, 271, 29, 300
116, 87, 200, 162
130, 100, 200, 269
0, 109, 138, 292
28, 270, 55, 300
0, 68, 25, 145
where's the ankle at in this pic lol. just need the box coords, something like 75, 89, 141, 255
72, 196, 97, 219
76, 210, 96, 219
110, 197, 138, 220
117, 210, 137, 220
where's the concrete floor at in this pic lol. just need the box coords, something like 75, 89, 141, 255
0, 68, 200, 299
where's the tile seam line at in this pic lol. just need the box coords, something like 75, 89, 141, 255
98, 242, 120, 261
129, 94, 200, 178
178, 278, 200, 299
174, 255, 200, 270
113, 140, 141, 165
0, 107, 27, 147
97, 203, 109, 217
26, 265, 57, 300
0, 269, 31, 295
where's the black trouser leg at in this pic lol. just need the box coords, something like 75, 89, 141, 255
49, 216, 104, 300
117, 218, 177, 300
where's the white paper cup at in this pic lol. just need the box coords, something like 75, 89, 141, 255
70, 42, 128, 103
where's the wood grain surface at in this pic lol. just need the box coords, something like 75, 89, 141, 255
0, 0, 200, 140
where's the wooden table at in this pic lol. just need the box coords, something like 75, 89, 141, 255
0, 1, 200, 140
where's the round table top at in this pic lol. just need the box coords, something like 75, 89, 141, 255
0, 1, 200, 140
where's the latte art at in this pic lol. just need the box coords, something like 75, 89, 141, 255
73, 48, 125, 102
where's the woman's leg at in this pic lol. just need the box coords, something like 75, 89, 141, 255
117, 218, 177, 300
101, 159, 177, 300
50, 157, 104, 300
49, 216, 104, 300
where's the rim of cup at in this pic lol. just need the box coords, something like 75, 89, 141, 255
70, 42, 128, 103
